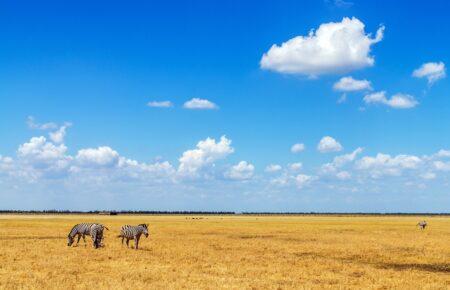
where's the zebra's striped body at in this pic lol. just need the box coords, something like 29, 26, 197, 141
67, 223, 109, 247
417, 220, 427, 230
90, 224, 106, 249
117, 224, 149, 249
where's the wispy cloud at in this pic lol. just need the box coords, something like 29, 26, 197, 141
147, 101, 173, 108
183, 98, 218, 110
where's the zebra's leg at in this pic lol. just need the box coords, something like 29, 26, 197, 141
134, 236, 139, 250
82, 234, 87, 246
75, 234, 81, 246
126, 238, 130, 248
92, 235, 97, 248
121, 237, 124, 245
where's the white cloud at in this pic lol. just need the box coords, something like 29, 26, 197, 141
336, 171, 351, 180
26, 116, 57, 130
413, 62, 446, 84
0, 155, 14, 173
178, 136, 234, 176
147, 101, 173, 108
16, 136, 72, 178
260, 17, 384, 76
436, 149, 450, 158
321, 147, 363, 173
291, 143, 305, 153
27, 117, 72, 143
363, 91, 418, 109
332, 0, 353, 8
356, 153, 421, 178
265, 164, 282, 173
337, 94, 347, 104
289, 162, 303, 171
18, 136, 68, 164
295, 174, 317, 188
420, 172, 436, 180
117, 158, 175, 180
317, 136, 343, 153
333, 147, 363, 167
49, 123, 71, 144
333, 76, 372, 92
76, 146, 120, 168
433, 161, 450, 171
183, 98, 218, 110
225, 161, 255, 180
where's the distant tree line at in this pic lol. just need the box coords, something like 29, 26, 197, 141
0, 210, 448, 216
0, 210, 235, 215
241, 212, 450, 216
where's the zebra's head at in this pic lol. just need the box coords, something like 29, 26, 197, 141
67, 234, 74, 246
140, 224, 149, 237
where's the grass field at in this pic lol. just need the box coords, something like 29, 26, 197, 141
0, 214, 449, 289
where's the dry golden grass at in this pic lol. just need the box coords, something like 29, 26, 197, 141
0, 214, 449, 289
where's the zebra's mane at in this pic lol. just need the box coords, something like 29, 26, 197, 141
68, 224, 79, 237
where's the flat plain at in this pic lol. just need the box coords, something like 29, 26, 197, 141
0, 214, 449, 289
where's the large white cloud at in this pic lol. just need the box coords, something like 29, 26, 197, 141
183, 98, 218, 110
76, 146, 120, 167
317, 136, 343, 153
363, 91, 418, 109
260, 17, 384, 76
333, 76, 372, 92
225, 161, 255, 180
16, 136, 72, 179
413, 62, 446, 84
18, 137, 69, 164
178, 136, 234, 176
356, 153, 421, 178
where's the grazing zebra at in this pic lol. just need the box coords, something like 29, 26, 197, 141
417, 220, 427, 230
90, 224, 107, 249
117, 224, 149, 249
67, 223, 109, 247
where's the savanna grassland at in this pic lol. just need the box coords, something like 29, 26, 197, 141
0, 214, 449, 289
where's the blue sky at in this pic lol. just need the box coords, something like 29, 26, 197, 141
1, 0, 449, 212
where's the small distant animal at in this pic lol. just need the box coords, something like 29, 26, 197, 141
117, 224, 149, 249
417, 220, 427, 230
67, 223, 109, 248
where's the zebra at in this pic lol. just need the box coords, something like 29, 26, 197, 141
417, 220, 427, 230
90, 224, 107, 249
67, 223, 109, 247
117, 224, 149, 249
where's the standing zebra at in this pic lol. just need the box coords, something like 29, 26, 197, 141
67, 223, 109, 247
117, 224, 149, 249
417, 220, 427, 230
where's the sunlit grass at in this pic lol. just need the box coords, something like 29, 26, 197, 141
0, 214, 449, 289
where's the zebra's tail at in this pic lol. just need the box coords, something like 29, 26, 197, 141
104, 226, 109, 231
117, 235, 122, 238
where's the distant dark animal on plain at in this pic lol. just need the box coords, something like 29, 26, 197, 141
67, 223, 109, 248
417, 220, 427, 230
117, 224, 149, 249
